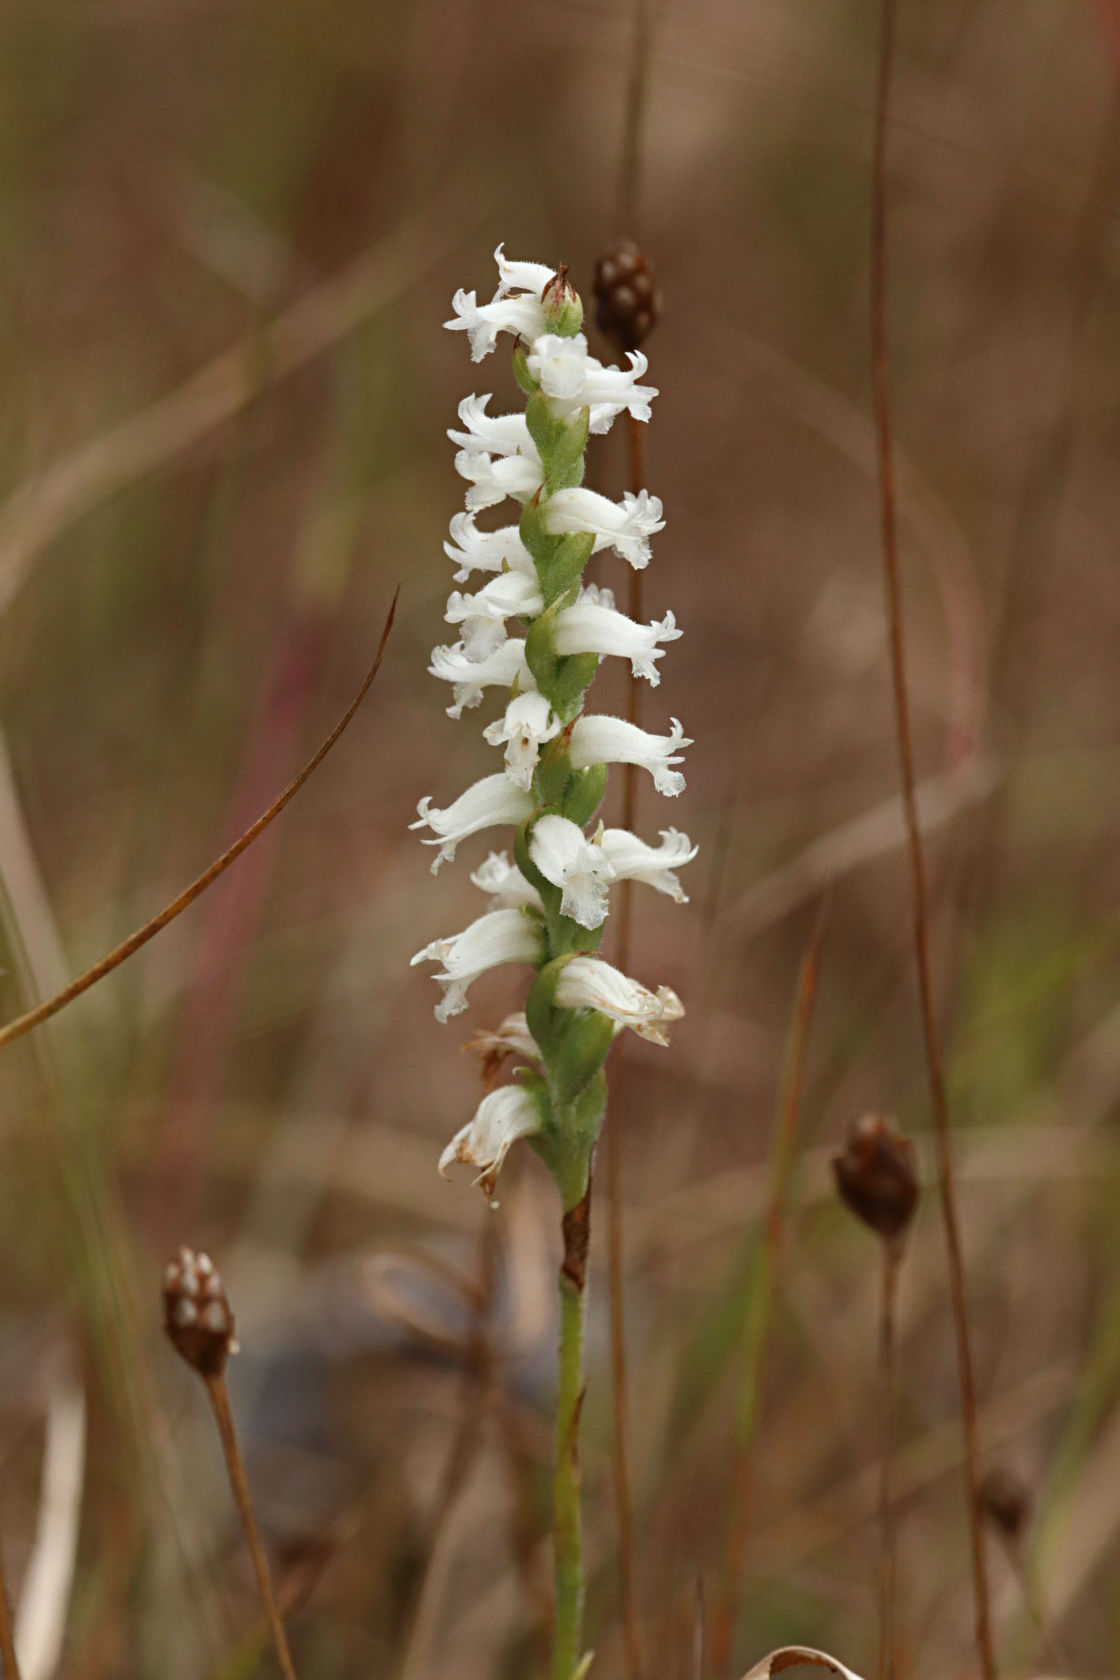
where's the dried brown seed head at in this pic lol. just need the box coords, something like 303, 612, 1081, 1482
832, 1113, 918, 1242
593, 240, 661, 354
978, 1465, 1032, 1541
163, 1246, 238, 1377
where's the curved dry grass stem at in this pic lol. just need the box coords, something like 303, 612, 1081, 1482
204, 1373, 299, 1680
869, 5, 995, 1678
0, 591, 397, 1056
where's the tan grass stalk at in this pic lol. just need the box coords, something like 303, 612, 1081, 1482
868, 4, 995, 1675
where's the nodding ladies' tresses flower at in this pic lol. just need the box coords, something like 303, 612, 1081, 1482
569, 714, 692, 796
545, 486, 665, 569
429, 637, 531, 717
444, 513, 534, 583
445, 569, 543, 661
455, 440, 543, 512
525, 333, 658, 432
483, 691, 561, 788
411, 906, 544, 1022
553, 597, 680, 684
555, 955, 685, 1047
597, 826, 698, 903
439, 1083, 547, 1203
417, 246, 694, 1197
529, 814, 616, 930
411, 773, 534, 871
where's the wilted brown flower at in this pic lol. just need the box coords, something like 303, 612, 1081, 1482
832, 1113, 919, 1242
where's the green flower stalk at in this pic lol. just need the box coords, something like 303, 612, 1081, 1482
411, 246, 695, 1680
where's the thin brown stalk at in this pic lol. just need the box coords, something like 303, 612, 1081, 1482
0, 590, 397, 1056
0, 1536, 22, 1680
868, 7, 995, 1678
204, 1372, 299, 1680
878, 1240, 902, 1680
616, 0, 656, 233
711, 902, 828, 1677
606, 411, 647, 1680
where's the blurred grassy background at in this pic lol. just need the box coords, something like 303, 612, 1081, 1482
1, 0, 1120, 1676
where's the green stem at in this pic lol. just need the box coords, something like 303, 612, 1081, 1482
552, 1179, 591, 1680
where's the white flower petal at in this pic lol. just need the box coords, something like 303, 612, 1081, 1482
428, 638, 532, 717
412, 907, 543, 1022
555, 955, 684, 1046
492, 245, 556, 300
554, 601, 681, 684
455, 445, 544, 512
469, 852, 542, 910
445, 288, 546, 362
545, 487, 664, 568
448, 395, 535, 458
446, 571, 544, 661
569, 714, 691, 796
439, 1083, 544, 1202
598, 827, 698, 902
444, 514, 536, 584
411, 774, 534, 871
483, 692, 561, 789
529, 815, 616, 929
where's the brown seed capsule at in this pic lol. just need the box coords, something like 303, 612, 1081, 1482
163, 1247, 237, 1377
978, 1465, 1032, 1541
832, 1113, 919, 1242
593, 240, 661, 354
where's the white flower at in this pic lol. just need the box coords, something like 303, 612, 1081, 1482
598, 826, 697, 902
545, 487, 664, 568
439, 1083, 545, 1202
470, 852, 542, 910
569, 714, 691, 796
492, 245, 556, 299
411, 907, 543, 1022
554, 599, 681, 684
529, 815, 616, 929
445, 570, 544, 660
555, 955, 684, 1046
444, 513, 536, 584
448, 395, 535, 459
444, 246, 555, 362
483, 691, 562, 788
526, 332, 657, 432
455, 443, 544, 512
429, 638, 532, 717
411, 774, 534, 871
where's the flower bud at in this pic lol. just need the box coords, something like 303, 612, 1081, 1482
832, 1113, 918, 1242
978, 1466, 1032, 1541
163, 1247, 237, 1377
541, 265, 584, 338
593, 240, 661, 353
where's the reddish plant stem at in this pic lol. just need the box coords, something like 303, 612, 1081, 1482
868, 7, 995, 1679
205, 1371, 300, 1680
878, 1239, 903, 1680
606, 412, 647, 1680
